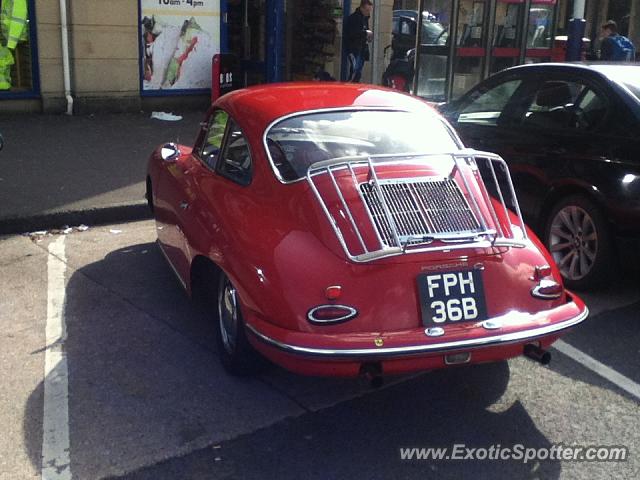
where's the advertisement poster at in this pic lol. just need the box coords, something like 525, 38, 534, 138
140, 0, 220, 92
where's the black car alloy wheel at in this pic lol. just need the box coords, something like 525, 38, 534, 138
545, 195, 612, 290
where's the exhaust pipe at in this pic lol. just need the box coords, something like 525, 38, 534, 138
524, 344, 551, 365
360, 362, 384, 388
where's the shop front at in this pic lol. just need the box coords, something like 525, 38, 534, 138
0, 0, 635, 113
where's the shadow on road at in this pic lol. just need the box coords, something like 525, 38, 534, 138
23, 241, 561, 479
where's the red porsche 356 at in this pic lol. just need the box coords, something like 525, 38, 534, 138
147, 83, 587, 380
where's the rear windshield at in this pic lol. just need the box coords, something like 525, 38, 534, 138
265, 110, 459, 182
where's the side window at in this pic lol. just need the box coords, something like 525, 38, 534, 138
392, 17, 400, 35
200, 110, 229, 169
573, 88, 609, 131
217, 119, 252, 186
457, 79, 522, 126
521, 80, 585, 130
400, 18, 414, 36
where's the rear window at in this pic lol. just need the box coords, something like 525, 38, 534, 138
265, 110, 459, 182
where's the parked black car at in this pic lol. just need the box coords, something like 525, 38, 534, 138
439, 63, 640, 290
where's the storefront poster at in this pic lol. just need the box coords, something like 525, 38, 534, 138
140, 0, 220, 91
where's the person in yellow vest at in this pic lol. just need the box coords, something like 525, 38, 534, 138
0, 0, 29, 90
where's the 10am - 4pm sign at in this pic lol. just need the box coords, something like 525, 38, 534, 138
140, 0, 220, 92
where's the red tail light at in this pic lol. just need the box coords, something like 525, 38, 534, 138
531, 279, 563, 299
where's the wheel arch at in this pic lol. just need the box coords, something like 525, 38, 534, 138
189, 255, 223, 305
537, 182, 611, 233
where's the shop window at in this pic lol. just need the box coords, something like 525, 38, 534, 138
527, 2, 556, 48
0, 0, 36, 93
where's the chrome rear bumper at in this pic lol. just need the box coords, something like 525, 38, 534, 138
245, 305, 588, 360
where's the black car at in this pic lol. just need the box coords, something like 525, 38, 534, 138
439, 63, 640, 290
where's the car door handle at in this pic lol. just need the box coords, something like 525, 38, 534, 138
179, 201, 189, 210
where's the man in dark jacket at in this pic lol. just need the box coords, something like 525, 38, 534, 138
345, 0, 373, 82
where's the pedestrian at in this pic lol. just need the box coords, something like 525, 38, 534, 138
599, 20, 636, 62
345, 0, 373, 82
0, 0, 29, 90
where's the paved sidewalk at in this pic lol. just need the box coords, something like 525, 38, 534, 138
0, 110, 206, 234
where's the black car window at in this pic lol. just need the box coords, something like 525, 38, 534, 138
400, 18, 414, 36
573, 89, 609, 131
200, 110, 229, 169
521, 80, 608, 132
217, 118, 252, 186
457, 79, 523, 126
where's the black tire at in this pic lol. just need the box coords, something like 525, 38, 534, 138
214, 271, 265, 375
544, 195, 613, 290
146, 177, 154, 215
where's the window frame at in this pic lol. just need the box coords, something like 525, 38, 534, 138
196, 108, 230, 171
452, 74, 537, 128
214, 116, 254, 187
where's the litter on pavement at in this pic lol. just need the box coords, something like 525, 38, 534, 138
151, 111, 183, 121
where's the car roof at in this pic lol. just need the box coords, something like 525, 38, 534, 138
498, 62, 640, 79
215, 83, 439, 132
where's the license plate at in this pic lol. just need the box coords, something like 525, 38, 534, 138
417, 270, 488, 326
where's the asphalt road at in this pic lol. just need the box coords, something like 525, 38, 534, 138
1, 220, 639, 480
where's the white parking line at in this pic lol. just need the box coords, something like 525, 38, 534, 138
554, 339, 640, 401
42, 237, 72, 480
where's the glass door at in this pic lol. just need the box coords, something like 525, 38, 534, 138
490, 0, 525, 74
227, 0, 267, 86
414, 0, 454, 101
451, 0, 490, 98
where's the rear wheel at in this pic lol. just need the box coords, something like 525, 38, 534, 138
544, 195, 612, 290
215, 272, 264, 375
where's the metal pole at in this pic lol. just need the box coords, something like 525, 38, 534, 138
412, 0, 425, 95
566, 0, 586, 61
59, 0, 73, 115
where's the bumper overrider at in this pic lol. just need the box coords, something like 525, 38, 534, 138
244, 293, 587, 375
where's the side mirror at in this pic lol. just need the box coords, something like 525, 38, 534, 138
160, 142, 180, 162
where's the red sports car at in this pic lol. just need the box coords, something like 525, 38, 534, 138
146, 83, 587, 381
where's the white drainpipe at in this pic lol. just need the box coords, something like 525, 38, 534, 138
59, 0, 73, 115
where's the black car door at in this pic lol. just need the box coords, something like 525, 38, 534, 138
496, 72, 619, 231
443, 73, 540, 220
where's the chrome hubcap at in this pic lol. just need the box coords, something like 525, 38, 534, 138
549, 206, 598, 281
218, 277, 238, 354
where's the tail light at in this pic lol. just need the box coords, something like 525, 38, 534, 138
307, 305, 357, 325
531, 278, 563, 299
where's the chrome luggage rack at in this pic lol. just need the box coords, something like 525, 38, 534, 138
306, 149, 528, 263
